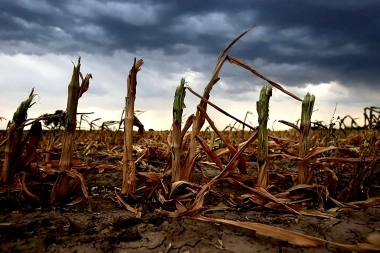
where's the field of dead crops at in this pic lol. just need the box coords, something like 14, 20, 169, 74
0, 26, 380, 252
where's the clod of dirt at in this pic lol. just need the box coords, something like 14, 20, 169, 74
40, 218, 51, 227
117, 228, 142, 242
77, 235, 95, 243
99, 240, 114, 252
146, 213, 166, 227
112, 216, 141, 229
43, 235, 62, 247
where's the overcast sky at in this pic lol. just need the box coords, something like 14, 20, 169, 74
1, 0, 379, 131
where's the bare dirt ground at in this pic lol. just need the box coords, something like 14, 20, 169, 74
1, 170, 379, 253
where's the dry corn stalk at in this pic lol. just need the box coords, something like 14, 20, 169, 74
45, 133, 55, 162
1, 89, 36, 183
298, 93, 315, 184
121, 58, 144, 195
172, 78, 186, 182
184, 26, 256, 182
257, 86, 272, 187
54, 57, 92, 197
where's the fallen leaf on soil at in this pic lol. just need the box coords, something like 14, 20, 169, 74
95, 164, 122, 173
0, 222, 14, 227
317, 157, 378, 163
67, 194, 86, 206
115, 191, 141, 218
194, 215, 380, 252
287, 204, 334, 218
20, 172, 42, 203
0, 182, 22, 193
366, 233, 380, 248
360, 196, 380, 208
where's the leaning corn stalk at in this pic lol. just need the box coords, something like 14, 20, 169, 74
298, 93, 315, 184
172, 78, 186, 182
257, 86, 272, 188
121, 58, 144, 195
1, 89, 36, 184
183, 26, 257, 181
54, 57, 92, 197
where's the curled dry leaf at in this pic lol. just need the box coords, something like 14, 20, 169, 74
169, 180, 201, 199
137, 171, 160, 185
320, 163, 338, 190
115, 191, 141, 218
20, 172, 42, 203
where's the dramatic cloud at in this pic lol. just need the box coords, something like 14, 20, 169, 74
0, 0, 379, 130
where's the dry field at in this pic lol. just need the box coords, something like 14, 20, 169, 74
0, 128, 379, 253
1, 26, 380, 252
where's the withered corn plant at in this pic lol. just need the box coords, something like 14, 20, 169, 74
298, 92, 315, 184
171, 78, 186, 182
364, 106, 380, 128
185, 87, 252, 174
52, 57, 92, 199
121, 58, 144, 195
184, 26, 257, 181
183, 25, 303, 183
1, 89, 36, 184
241, 110, 254, 137
257, 86, 272, 187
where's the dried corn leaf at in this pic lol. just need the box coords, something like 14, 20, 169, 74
194, 216, 380, 252
115, 191, 141, 218
360, 196, 380, 208
137, 171, 160, 185
195, 135, 224, 170
227, 56, 302, 102
303, 146, 340, 160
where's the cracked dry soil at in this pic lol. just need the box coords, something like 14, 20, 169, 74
1, 172, 379, 253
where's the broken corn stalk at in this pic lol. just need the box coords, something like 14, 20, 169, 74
121, 58, 144, 194
298, 92, 315, 184
172, 78, 186, 182
257, 86, 272, 187
1, 89, 36, 183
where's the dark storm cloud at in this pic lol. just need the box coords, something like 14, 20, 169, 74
0, 0, 379, 90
